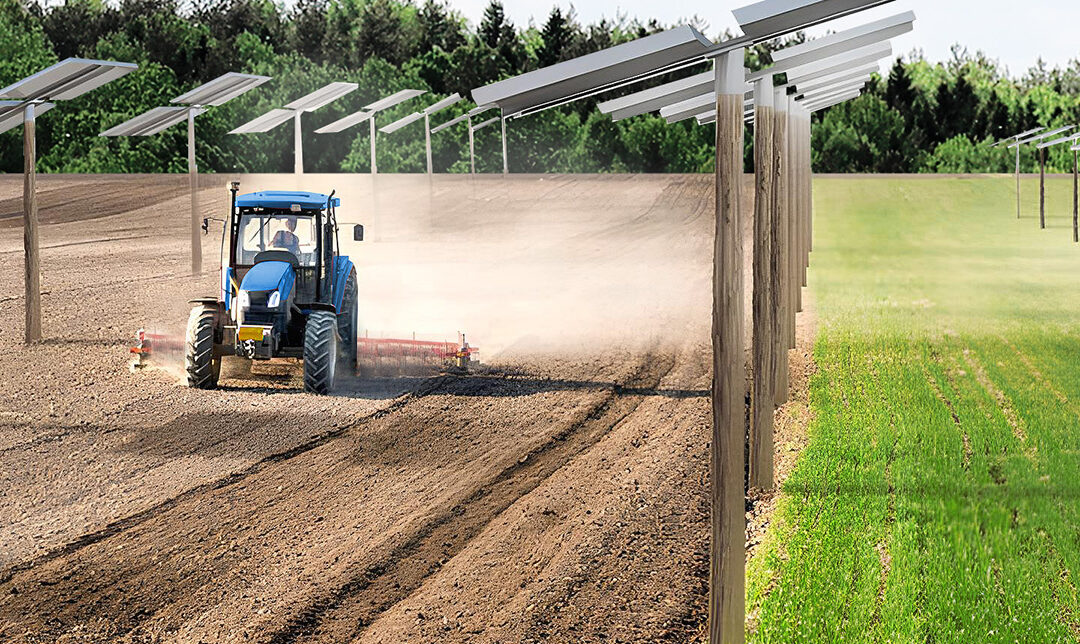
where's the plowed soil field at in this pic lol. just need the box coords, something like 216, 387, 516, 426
0, 173, 811, 643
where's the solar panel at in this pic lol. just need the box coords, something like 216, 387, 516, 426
805, 91, 862, 112
362, 89, 425, 113
598, 71, 715, 122
314, 110, 373, 134
172, 72, 271, 107
229, 108, 295, 134
469, 105, 496, 117
472, 116, 500, 131
991, 127, 1044, 147
793, 63, 879, 93
423, 93, 463, 115
801, 88, 861, 111
283, 82, 358, 112
776, 41, 893, 87
694, 97, 757, 125
0, 58, 137, 101
101, 105, 206, 137
470, 25, 716, 117
734, 0, 896, 41
379, 111, 425, 134
1009, 126, 1075, 148
430, 112, 470, 134
769, 11, 913, 71
660, 89, 755, 124
800, 78, 867, 100
1036, 132, 1080, 149
0, 101, 55, 135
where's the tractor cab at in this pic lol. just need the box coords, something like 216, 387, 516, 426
225, 191, 344, 317
185, 184, 361, 395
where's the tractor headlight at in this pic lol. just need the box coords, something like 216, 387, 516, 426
237, 290, 250, 310
267, 290, 281, 308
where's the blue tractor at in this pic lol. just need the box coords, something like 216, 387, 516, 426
186, 183, 363, 394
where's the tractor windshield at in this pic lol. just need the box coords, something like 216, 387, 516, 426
236, 212, 318, 267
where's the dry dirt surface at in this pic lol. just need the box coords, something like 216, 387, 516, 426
0, 173, 809, 643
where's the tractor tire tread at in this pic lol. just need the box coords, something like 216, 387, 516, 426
304, 311, 338, 395
185, 305, 219, 389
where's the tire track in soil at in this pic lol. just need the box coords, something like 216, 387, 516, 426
264, 352, 677, 644
0, 376, 445, 585
0, 353, 671, 643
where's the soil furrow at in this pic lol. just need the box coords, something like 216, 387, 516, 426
0, 376, 444, 584
264, 353, 677, 644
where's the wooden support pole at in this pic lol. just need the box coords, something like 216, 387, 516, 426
792, 102, 804, 319
294, 111, 303, 175
750, 79, 774, 491
1074, 150, 1078, 244
369, 116, 378, 175
501, 116, 509, 175
1016, 144, 1022, 219
425, 113, 433, 175
468, 115, 476, 175
772, 88, 790, 405
1040, 147, 1046, 230
779, 94, 795, 352
803, 108, 813, 278
188, 109, 201, 276
708, 49, 747, 644
23, 103, 41, 344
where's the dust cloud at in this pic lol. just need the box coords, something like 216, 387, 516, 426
222, 174, 715, 359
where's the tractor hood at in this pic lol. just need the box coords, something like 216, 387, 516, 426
240, 261, 295, 298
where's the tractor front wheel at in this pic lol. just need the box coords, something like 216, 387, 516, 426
303, 311, 338, 395
185, 305, 220, 389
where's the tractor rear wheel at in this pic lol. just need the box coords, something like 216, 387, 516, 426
303, 311, 338, 395
185, 305, 220, 389
337, 270, 358, 376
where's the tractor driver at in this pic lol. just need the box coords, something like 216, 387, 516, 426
270, 216, 301, 257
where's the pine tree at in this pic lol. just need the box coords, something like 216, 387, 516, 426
538, 6, 572, 67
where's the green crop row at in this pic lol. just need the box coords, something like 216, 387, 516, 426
749, 177, 1080, 642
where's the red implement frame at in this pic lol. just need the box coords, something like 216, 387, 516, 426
132, 329, 478, 369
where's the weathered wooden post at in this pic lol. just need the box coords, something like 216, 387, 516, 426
1040, 147, 1046, 230
1016, 144, 1022, 219
468, 115, 476, 175
751, 79, 775, 491
188, 108, 202, 275
501, 116, 509, 175
425, 112, 434, 175
23, 103, 40, 344
772, 87, 790, 406
803, 106, 813, 281
1074, 148, 1078, 243
369, 116, 377, 175
710, 48, 746, 644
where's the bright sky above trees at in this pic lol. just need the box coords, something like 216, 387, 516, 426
453, 0, 1080, 78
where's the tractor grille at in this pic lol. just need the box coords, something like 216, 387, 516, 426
242, 291, 277, 325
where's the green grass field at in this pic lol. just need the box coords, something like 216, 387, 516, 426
747, 176, 1080, 643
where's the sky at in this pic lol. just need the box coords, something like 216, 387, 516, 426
451, 0, 1080, 79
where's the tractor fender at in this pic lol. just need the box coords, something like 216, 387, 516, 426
331, 257, 355, 313
305, 302, 337, 314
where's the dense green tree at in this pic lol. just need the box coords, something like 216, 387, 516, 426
417, 0, 465, 54
6, 0, 1080, 175
288, 0, 329, 62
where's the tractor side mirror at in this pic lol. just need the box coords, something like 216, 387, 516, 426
353, 224, 364, 242
202, 218, 209, 235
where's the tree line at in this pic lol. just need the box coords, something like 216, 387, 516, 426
1, 0, 1079, 175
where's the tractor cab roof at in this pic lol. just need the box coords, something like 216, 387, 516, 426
236, 191, 340, 211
